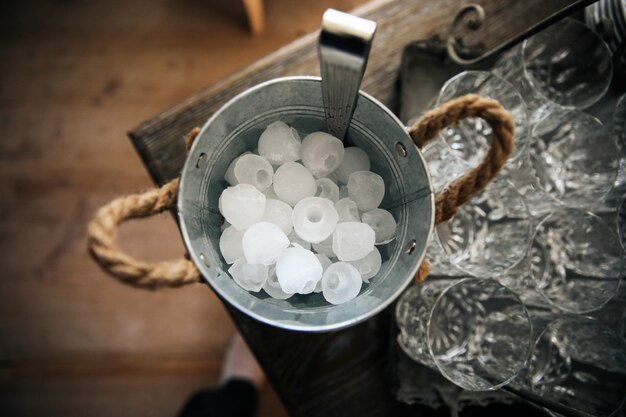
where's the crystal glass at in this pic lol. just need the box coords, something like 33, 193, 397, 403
421, 139, 472, 194
514, 316, 626, 417
529, 209, 622, 314
503, 108, 619, 215
427, 178, 532, 278
434, 71, 529, 168
493, 18, 613, 120
396, 278, 532, 391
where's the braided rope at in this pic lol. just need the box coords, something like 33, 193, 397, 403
86, 128, 202, 289
86, 95, 513, 289
409, 94, 514, 282
408, 94, 515, 225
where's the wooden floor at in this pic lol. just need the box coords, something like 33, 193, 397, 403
0, 0, 366, 415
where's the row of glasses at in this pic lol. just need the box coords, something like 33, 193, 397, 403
397, 16, 626, 415
396, 280, 626, 415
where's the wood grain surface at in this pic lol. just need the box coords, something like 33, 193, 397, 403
128, 1, 575, 417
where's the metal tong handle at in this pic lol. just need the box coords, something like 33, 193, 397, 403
318, 9, 376, 141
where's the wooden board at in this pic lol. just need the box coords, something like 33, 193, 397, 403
128, 1, 576, 416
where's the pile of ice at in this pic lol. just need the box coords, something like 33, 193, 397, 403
218, 121, 397, 305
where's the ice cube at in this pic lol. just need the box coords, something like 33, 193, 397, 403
242, 222, 289, 265
334, 198, 361, 222
289, 232, 312, 251
229, 154, 274, 191
314, 254, 333, 293
263, 186, 279, 200
273, 162, 317, 206
276, 246, 323, 294
347, 171, 385, 211
316, 253, 333, 271
219, 184, 266, 230
332, 222, 376, 261
321, 262, 362, 304
300, 132, 345, 177
292, 197, 339, 243
262, 198, 293, 235
311, 235, 335, 258
219, 225, 245, 264
349, 247, 382, 282
326, 170, 340, 184
228, 258, 268, 292
224, 151, 252, 185
339, 185, 349, 199
334, 147, 370, 184
316, 178, 340, 202
361, 208, 397, 244
258, 121, 301, 165
262, 266, 293, 299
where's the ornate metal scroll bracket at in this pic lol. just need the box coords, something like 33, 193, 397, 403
446, 0, 599, 66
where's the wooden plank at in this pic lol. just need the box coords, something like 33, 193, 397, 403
130, 0, 576, 183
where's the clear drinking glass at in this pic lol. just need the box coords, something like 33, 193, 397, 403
528, 209, 622, 314
435, 71, 529, 168
514, 316, 626, 417
493, 18, 613, 120
427, 178, 532, 278
421, 139, 472, 194
502, 108, 619, 215
396, 278, 532, 391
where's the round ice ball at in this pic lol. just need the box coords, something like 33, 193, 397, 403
262, 198, 293, 235
300, 132, 345, 178
349, 247, 382, 282
219, 225, 245, 264
347, 171, 385, 211
273, 162, 317, 206
219, 184, 266, 230
262, 266, 292, 300
334, 147, 370, 184
242, 222, 289, 265
322, 262, 362, 304
276, 246, 323, 294
313, 254, 333, 293
258, 121, 301, 165
292, 197, 339, 243
334, 198, 361, 222
228, 258, 268, 292
332, 222, 376, 261
228, 154, 274, 191
361, 208, 397, 244
316, 178, 340, 202
224, 151, 251, 185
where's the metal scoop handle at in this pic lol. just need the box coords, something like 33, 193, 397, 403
319, 9, 376, 141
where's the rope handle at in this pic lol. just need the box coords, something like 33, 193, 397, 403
86, 128, 202, 289
410, 94, 514, 281
87, 94, 514, 288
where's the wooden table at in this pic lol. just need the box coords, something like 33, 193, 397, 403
129, 1, 574, 415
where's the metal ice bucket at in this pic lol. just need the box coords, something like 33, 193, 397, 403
178, 76, 434, 331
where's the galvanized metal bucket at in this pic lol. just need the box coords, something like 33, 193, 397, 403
178, 76, 434, 331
